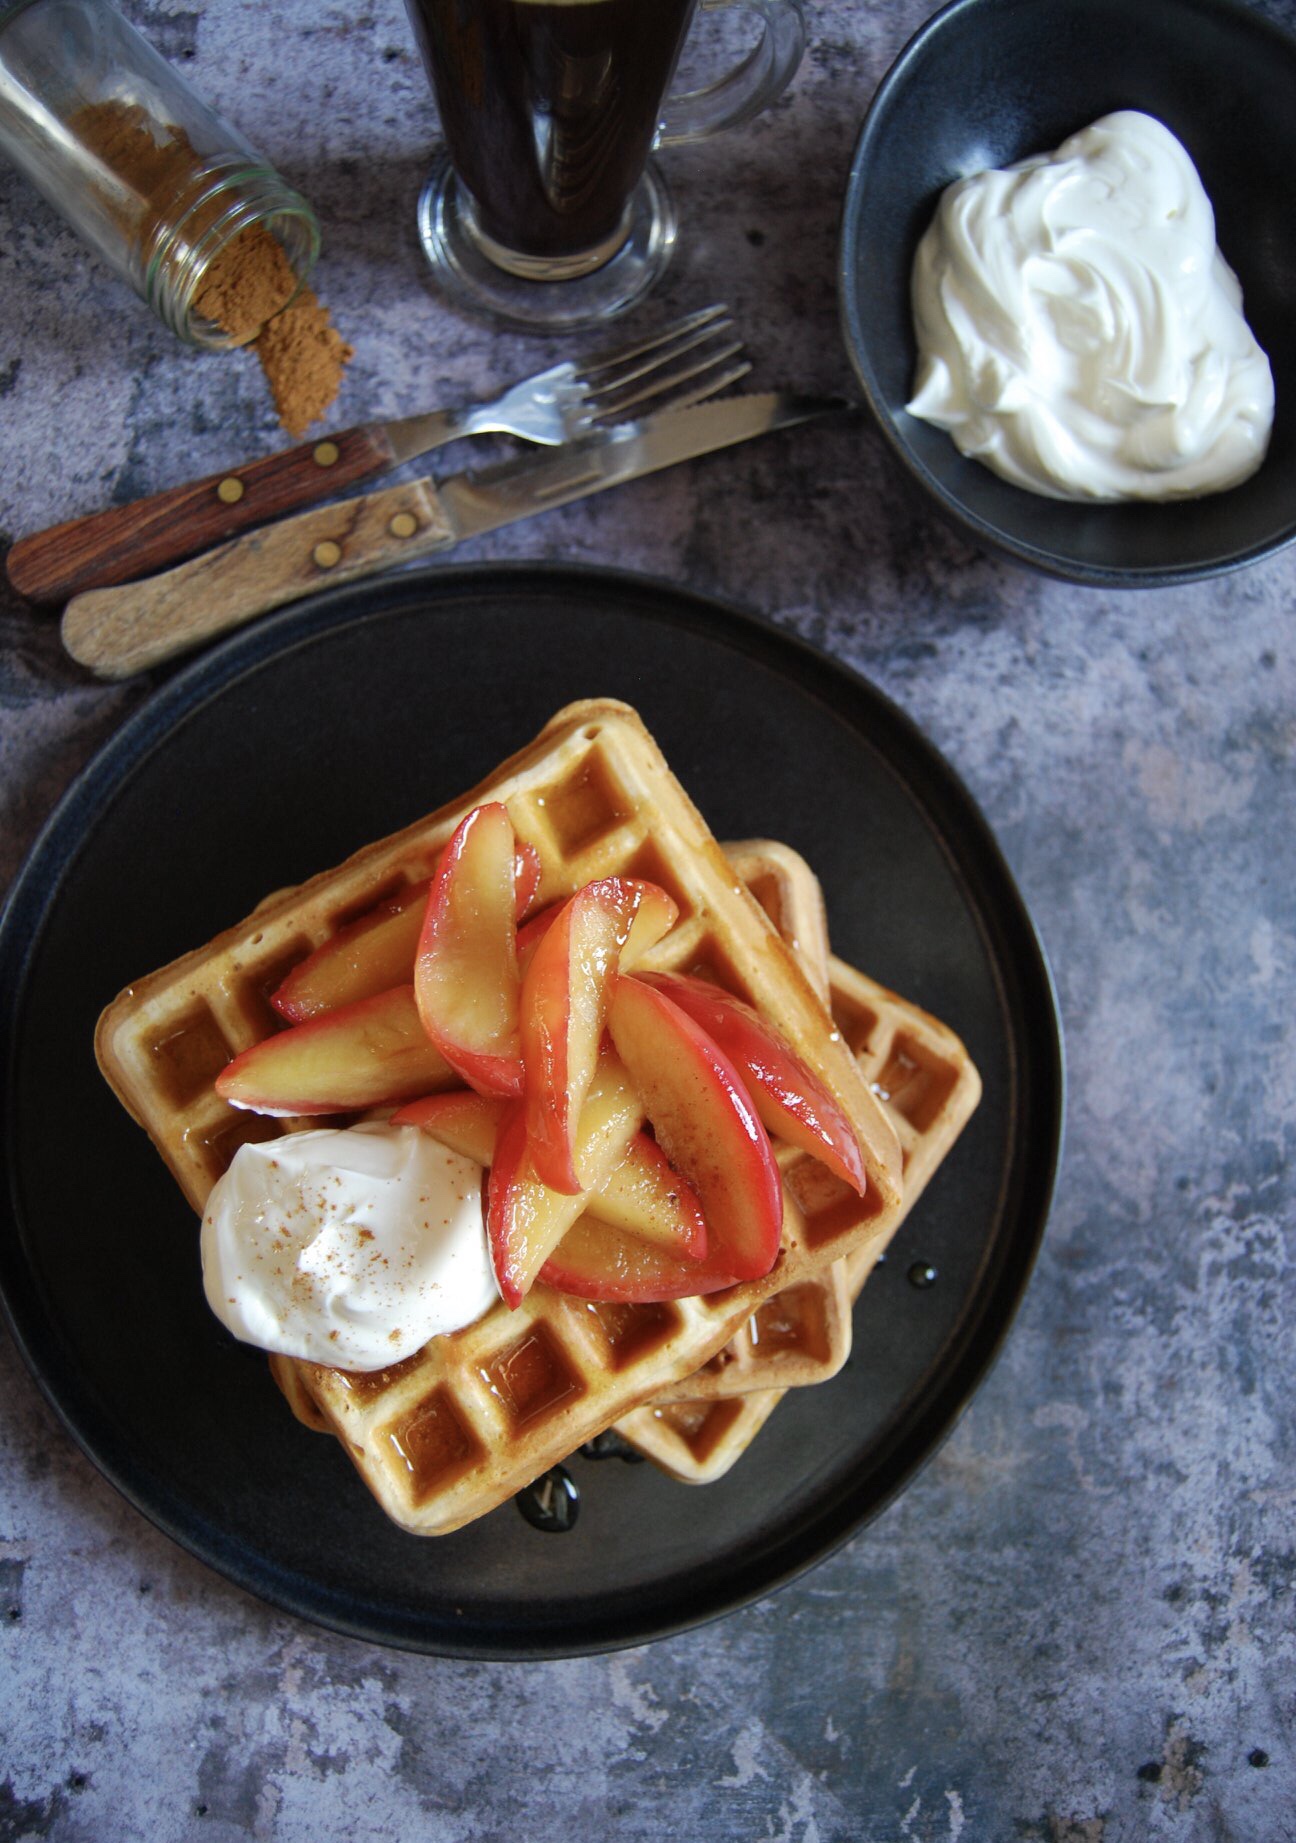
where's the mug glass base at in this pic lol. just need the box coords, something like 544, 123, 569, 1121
415, 150, 678, 334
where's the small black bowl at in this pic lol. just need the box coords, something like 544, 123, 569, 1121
839, 0, 1296, 586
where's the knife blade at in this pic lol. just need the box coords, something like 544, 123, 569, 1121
61, 393, 849, 680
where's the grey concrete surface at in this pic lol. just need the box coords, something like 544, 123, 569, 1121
1, 0, 1293, 1838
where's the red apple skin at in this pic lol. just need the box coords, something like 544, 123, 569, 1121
216, 985, 456, 1115
520, 878, 646, 1195
485, 1103, 537, 1308
606, 976, 783, 1282
633, 972, 868, 1197
415, 803, 525, 1097
540, 1216, 739, 1303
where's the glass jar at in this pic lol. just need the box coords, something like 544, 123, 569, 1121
0, 0, 320, 348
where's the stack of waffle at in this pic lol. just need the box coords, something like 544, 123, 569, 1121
95, 700, 979, 1533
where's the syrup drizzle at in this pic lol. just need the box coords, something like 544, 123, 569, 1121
515, 1464, 580, 1532
580, 1430, 646, 1464
515, 1430, 649, 1532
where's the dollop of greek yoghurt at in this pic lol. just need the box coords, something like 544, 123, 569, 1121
906, 111, 1275, 501
201, 1122, 497, 1369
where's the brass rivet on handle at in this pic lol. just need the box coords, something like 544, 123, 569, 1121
388, 512, 418, 539
312, 540, 342, 569
216, 477, 245, 504
313, 441, 340, 467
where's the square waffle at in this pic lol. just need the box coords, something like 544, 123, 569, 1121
95, 700, 905, 1536
615, 952, 983, 1481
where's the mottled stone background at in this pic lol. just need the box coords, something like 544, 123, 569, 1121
2, 0, 1293, 1837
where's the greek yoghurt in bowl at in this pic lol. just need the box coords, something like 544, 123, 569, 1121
906, 111, 1274, 501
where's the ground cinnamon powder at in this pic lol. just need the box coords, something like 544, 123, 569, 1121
251, 286, 355, 438
71, 100, 351, 435
191, 220, 298, 342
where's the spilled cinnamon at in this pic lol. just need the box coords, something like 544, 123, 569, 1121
251, 286, 354, 438
71, 100, 351, 435
192, 223, 354, 437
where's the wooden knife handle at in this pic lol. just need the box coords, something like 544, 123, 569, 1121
61, 476, 455, 680
6, 424, 397, 604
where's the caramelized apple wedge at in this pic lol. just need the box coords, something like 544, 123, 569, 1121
272, 885, 426, 1023
391, 1089, 507, 1165
634, 971, 868, 1196
272, 843, 543, 1025
393, 1089, 706, 1259
515, 902, 562, 978
415, 803, 526, 1097
519, 877, 656, 1194
486, 1051, 648, 1306
620, 879, 681, 967
604, 1133, 707, 1258
607, 975, 783, 1282
512, 840, 543, 921
541, 1216, 739, 1303
216, 985, 456, 1115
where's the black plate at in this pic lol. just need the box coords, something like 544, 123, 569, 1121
0, 565, 1062, 1658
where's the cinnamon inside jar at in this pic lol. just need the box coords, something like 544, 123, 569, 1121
73, 99, 351, 435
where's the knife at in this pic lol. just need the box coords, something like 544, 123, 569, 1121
61, 393, 847, 680
7, 305, 747, 604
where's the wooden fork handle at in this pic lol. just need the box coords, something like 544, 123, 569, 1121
5, 423, 397, 605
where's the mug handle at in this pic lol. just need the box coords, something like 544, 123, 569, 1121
656, 0, 806, 147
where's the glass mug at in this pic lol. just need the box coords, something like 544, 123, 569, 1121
405, 0, 806, 330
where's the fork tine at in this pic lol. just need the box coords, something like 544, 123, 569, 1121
573, 304, 732, 385
585, 344, 750, 424
636, 357, 754, 417
582, 323, 741, 406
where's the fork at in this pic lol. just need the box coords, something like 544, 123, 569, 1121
6, 305, 750, 605
417, 303, 749, 447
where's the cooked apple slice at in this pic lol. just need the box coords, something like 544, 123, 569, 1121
271, 844, 540, 1027
607, 975, 783, 1281
393, 1092, 704, 1259
272, 885, 426, 1022
216, 985, 456, 1115
620, 879, 680, 967
484, 1103, 570, 1309
519, 877, 654, 1193
633, 971, 868, 1196
541, 1216, 738, 1303
516, 902, 561, 978
415, 802, 526, 1097
391, 1088, 507, 1165
486, 1052, 646, 1306
513, 839, 543, 920
604, 1133, 707, 1258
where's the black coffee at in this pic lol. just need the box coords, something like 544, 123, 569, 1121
406, 0, 696, 262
